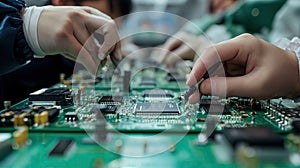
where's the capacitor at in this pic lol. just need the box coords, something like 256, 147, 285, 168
40, 111, 49, 125
3, 101, 11, 109
60, 73, 65, 83
13, 126, 28, 148
34, 113, 41, 126
13, 115, 19, 127
18, 113, 26, 126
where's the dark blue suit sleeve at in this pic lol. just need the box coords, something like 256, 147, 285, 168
0, 0, 34, 75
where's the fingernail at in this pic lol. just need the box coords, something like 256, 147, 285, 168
98, 53, 106, 60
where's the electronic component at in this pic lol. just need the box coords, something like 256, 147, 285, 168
202, 104, 231, 115
48, 139, 75, 156
64, 112, 78, 122
3, 101, 11, 110
99, 104, 118, 114
0, 107, 59, 127
223, 127, 284, 149
134, 102, 180, 115
142, 89, 174, 98
265, 105, 300, 129
29, 88, 73, 106
13, 126, 29, 148
98, 96, 124, 104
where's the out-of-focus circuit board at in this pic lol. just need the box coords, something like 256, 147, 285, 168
1, 58, 300, 168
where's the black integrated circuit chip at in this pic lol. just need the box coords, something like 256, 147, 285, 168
48, 139, 74, 156
134, 102, 180, 115
29, 88, 73, 106
98, 96, 123, 104
202, 104, 231, 115
99, 104, 118, 114
223, 127, 284, 149
142, 89, 174, 98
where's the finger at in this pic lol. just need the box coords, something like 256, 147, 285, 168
165, 45, 195, 65
159, 38, 183, 64
110, 41, 122, 67
84, 14, 121, 65
200, 76, 256, 98
186, 38, 242, 86
97, 22, 121, 61
67, 37, 98, 75
81, 6, 112, 20
72, 23, 100, 64
188, 91, 200, 104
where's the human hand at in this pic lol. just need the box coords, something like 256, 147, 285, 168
37, 6, 121, 74
187, 33, 300, 103
157, 32, 210, 66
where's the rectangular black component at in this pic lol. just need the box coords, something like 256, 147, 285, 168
64, 112, 78, 122
48, 139, 74, 156
98, 96, 123, 104
99, 105, 118, 114
134, 102, 180, 114
142, 90, 174, 98
29, 88, 72, 106
47, 108, 60, 122
202, 104, 231, 115
223, 127, 284, 149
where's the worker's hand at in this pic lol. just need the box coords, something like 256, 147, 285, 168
187, 33, 300, 103
157, 32, 210, 66
37, 6, 121, 74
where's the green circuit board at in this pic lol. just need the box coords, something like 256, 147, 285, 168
1, 59, 300, 168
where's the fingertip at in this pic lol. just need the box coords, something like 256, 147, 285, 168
188, 92, 200, 104
199, 79, 211, 95
186, 74, 197, 86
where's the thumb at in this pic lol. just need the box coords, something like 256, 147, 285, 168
200, 76, 252, 98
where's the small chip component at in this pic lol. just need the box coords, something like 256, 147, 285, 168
223, 127, 284, 149
64, 112, 78, 122
48, 139, 74, 156
134, 102, 180, 115
98, 96, 124, 104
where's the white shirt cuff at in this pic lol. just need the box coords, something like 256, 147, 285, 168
23, 6, 51, 58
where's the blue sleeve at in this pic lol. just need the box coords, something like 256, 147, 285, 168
0, 0, 34, 75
